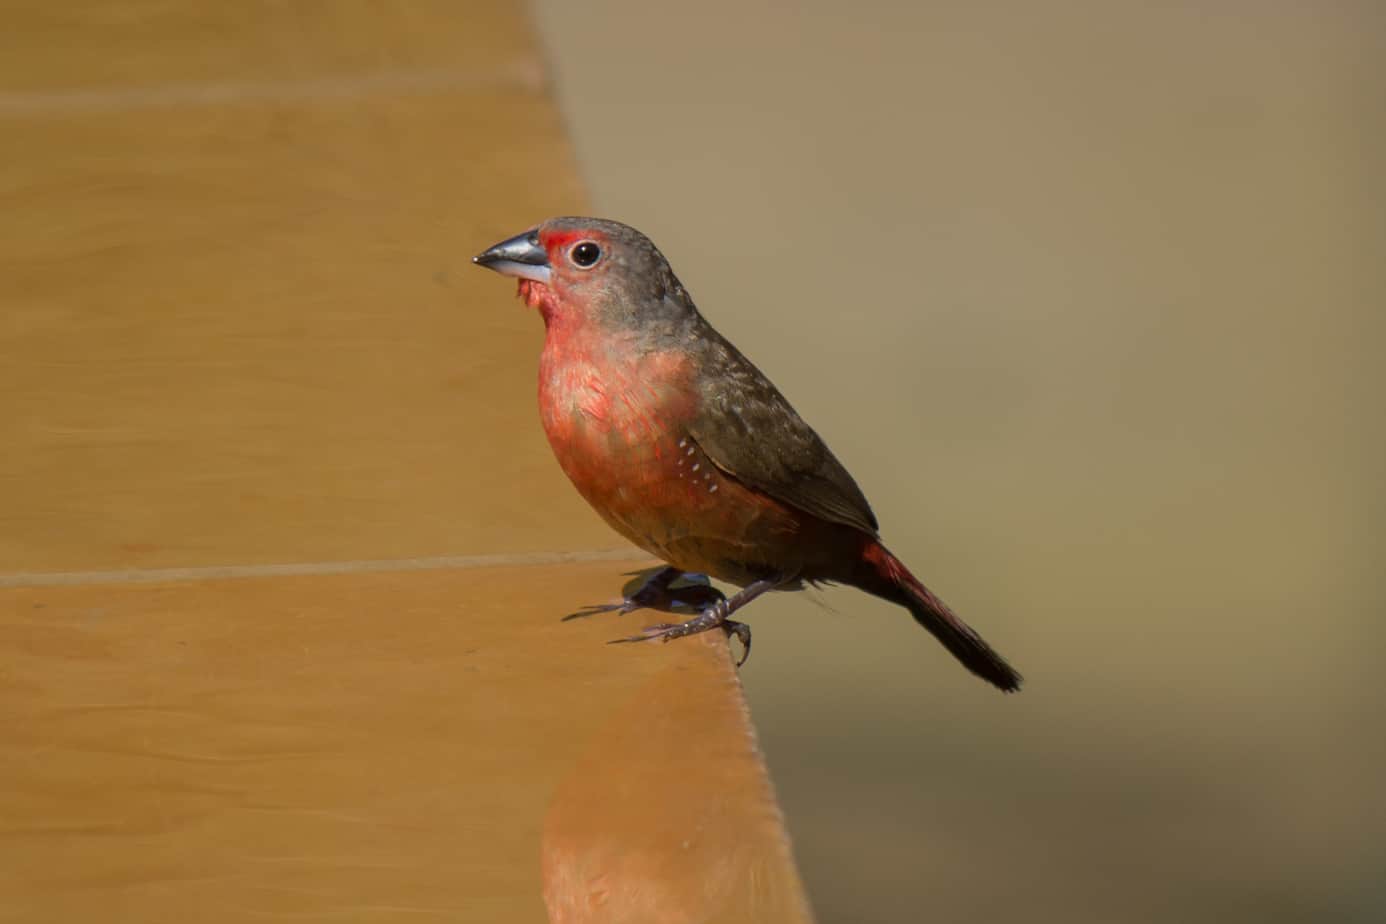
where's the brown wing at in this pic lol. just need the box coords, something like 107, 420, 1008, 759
685, 331, 879, 537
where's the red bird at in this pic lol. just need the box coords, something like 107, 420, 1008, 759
473, 218, 1021, 691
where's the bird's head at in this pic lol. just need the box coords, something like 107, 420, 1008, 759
473, 217, 694, 331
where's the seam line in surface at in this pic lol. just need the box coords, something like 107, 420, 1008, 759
0, 548, 650, 589
0, 61, 544, 117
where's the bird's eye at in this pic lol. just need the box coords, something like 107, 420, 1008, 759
570, 241, 602, 268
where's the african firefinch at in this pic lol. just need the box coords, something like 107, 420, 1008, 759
474, 218, 1020, 691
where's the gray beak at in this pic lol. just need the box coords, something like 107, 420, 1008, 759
472, 229, 551, 284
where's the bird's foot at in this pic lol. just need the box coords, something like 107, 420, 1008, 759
609, 598, 753, 667
563, 566, 724, 621
611, 621, 752, 666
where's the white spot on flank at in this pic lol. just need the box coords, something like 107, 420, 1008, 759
709, 484, 719, 492
685, 447, 695, 456
678, 438, 688, 448
691, 463, 700, 472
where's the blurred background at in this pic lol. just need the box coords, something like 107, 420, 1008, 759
534, 2, 1383, 921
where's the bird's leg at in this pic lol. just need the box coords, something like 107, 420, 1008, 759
609, 578, 780, 667
564, 566, 725, 621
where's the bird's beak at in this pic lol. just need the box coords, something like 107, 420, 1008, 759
472, 229, 551, 285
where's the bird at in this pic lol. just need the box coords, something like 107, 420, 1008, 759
472, 217, 1021, 691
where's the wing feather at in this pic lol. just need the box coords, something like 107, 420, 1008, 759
685, 331, 879, 537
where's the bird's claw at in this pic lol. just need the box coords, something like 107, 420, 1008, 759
724, 619, 751, 667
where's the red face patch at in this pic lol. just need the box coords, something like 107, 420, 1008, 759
541, 228, 609, 273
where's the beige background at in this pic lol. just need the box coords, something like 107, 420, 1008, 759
533, 2, 1384, 921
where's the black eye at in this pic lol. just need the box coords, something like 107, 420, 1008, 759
571, 241, 602, 268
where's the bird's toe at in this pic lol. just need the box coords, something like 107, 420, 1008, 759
607, 623, 679, 645
562, 600, 628, 621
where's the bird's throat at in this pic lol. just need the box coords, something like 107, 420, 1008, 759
517, 278, 559, 320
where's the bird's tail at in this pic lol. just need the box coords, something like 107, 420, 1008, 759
851, 541, 1022, 692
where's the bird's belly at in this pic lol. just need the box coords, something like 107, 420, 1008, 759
538, 357, 808, 582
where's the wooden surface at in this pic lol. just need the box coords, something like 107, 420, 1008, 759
0, 4, 813, 921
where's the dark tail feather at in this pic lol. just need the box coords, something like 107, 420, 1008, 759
854, 542, 1022, 692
